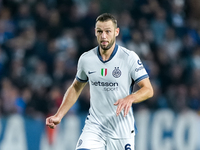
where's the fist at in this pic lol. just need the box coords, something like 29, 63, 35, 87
46, 116, 61, 129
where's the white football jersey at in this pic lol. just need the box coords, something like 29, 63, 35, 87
76, 44, 149, 139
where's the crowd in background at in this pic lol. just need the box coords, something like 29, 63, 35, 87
0, 0, 200, 119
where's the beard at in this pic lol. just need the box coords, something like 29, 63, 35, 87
100, 39, 115, 50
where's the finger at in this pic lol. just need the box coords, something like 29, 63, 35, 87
116, 104, 124, 116
49, 118, 53, 123
49, 125, 54, 129
48, 123, 55, 129
114, 100, 119, 105
46, 118, 51, 125
116, 104, 121, 115
124, 105, 131, 117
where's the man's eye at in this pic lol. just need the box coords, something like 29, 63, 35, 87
97, 31, 102, 33
106, 30, 111, 33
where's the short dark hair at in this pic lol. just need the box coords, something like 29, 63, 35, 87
96, 13, 117, 28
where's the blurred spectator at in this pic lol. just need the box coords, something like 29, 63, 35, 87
127, 29, 151, 59
150, 8, 168, 45
155, 46, 171, 91
5, 26, 36, 61
64, 46, 79, 78
32, 29, 48, 58
181, 33, 196, 58
61, 2, 83, 28
145, 81, 168, 110
14, 3, 35, 33
187, 0, 200, 20
170, 62, 186, 84
0, 8, 15, 34
188, 83, 200, 111
190, 68, 200, 84
191, 46, 200, 70
137, 17, 149, 32
0, 46, 8, 79
1, 78, 26, 115
40, 39, 57, 74
0, 8, 15, 44
52, 56, 67, 85
169, 1, 186, 37
172, 84, 189, 113
186, 19, 200, 45
33, 2, 49, 32
47, 9, 63, 39
81, 1, 100, 39
161, 27, 183, 61
47, 86, 63, 115
117, 11, 134, 43
26, 86, 49, 118
9, 58, 27, 89
55, 28, 77, 51
27, 60, 52, 91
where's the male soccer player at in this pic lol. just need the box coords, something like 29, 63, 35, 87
46, 13, 154, 150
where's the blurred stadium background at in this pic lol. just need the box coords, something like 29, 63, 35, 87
0, 0, 200, 150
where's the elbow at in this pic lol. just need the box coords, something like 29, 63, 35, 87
148, 86, 154, 99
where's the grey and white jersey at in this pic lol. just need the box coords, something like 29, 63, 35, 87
76, 44, 149, 139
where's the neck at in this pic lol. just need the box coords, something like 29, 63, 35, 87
99, 43, 116, 61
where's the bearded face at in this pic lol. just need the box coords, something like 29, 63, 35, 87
95, 20, 119, 51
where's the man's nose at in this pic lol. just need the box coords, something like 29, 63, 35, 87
101, 31, 106, 38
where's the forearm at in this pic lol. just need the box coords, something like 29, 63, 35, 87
130, 86, 153, 103
54, 86, 80, 119
115, 82, 153, 117
54, 79, 87, 120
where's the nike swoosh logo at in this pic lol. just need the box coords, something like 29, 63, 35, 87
88, 71, 96, 74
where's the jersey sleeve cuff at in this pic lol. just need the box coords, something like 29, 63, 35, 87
76, 76, 88, 82
135, 74, 149, 83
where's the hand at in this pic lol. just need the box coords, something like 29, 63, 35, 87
46, 116, 61, 129
114, 98, 133, 117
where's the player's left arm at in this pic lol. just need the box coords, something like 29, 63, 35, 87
114, 78, 153, 117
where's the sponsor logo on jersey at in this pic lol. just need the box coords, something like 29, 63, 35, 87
135, 66, 144, 72
101, 68, 107, 76
112, 67, 121, 78
88, 71, 96, 74
91, 81, 119, 91
137, 59, 142, 65
91, 81, 118, 86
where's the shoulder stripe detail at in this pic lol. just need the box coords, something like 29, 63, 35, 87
76, 76, 88, 82
135, 74, 149, 83
121, 48, 130, 56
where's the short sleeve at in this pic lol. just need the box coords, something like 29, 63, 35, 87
130, 52, 149, 83
76, 55, 88, 82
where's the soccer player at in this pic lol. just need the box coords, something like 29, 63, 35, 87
46, 13, 154, 150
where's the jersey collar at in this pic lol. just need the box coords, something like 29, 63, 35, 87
97, 44, 118, 63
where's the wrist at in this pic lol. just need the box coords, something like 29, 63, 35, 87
54, 113, 63, 121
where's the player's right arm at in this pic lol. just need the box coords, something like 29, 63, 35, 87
46, 78, 87, 129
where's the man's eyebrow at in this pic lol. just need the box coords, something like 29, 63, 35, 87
96, 27, 112, 30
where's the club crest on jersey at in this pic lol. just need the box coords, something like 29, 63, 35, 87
112, 67, 121, 78
101, 68, 107, 76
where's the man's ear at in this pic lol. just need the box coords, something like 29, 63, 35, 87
115, 28, 120, 37
95, 28, 97, 36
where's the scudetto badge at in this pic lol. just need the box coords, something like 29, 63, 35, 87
112, 67, 121, 78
